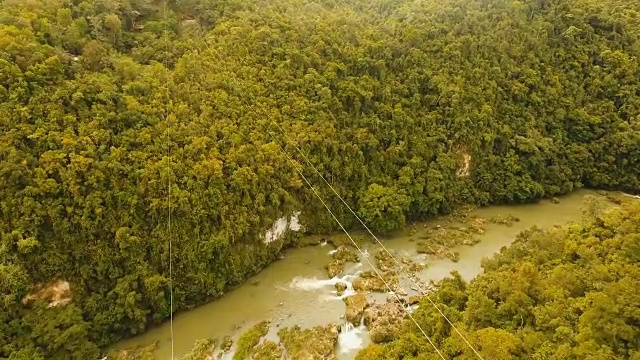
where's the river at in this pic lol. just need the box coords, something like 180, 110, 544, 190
114, 189, 614, 359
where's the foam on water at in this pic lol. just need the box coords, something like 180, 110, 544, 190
338, 321, 368, 354
336, 288, 357, 299
289, 273, 363, 301
218, 348, 234, 360
289, 274, 358, 291
289, 277, 339, 290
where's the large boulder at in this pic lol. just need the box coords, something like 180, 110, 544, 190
352, 271, 388, 292
335, 282, 347, 296
374, 250, 396, 273
344, 292, 368, 323
278, 324, 339, 360
332, 246, 359, 262
408, 295, 421, 305
352, 276, 386, 292
364, 302, 405, 343
325, 246, 359, 278
325, 260, 344, 278
253, 341, 284, 360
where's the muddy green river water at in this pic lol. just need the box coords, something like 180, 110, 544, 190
115, 189, 614, 359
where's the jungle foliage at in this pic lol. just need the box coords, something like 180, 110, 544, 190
357, 200, 640, 359
0, 0, 639, 357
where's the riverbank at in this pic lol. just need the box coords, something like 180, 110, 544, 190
109, 189, 629, 359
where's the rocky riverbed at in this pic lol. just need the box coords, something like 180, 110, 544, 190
111, 190, 625, 360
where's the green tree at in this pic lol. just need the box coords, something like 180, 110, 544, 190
358, 184, 410, 233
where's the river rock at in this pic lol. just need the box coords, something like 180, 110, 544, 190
325, 259, 344, 278
335, 282, 347, 296
331, 246, 359, 262
408, 262, 425, 273
352, 276, 386, 292
253, 340, 284, 360
344, 292, 368, 323
374, 250, 396, 273
325, 246, 359, 278
469, 217, 487, 234
488, 214, 518, 226
364, 302, 405, 343
386, 295, 406, 304
449, 251, 460, 262
222, 336, 233, 352
178, 338, 215, 360
421, 283, 436, 294
408, 295, 421, 305
326, 246, 368, 278
108, 342, 156, 360
278, 324, 339, 360
461, 237, 480, 246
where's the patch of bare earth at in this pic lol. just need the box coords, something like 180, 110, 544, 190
456, 152, 471, 177
22, 279, 72, 308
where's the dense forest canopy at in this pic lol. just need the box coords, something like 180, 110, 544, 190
357, 200, 640, 359
0, 0, 639, 358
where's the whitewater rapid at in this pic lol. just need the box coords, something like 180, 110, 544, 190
289, 272, 359, 299
287, 263, 373, 356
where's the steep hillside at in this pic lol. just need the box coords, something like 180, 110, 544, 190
0, 0, 638, 357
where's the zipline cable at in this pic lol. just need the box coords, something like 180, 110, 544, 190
261, 125, 446, 360
162, 1, 175, 358
267, 118, 485, 360
229, 97, 447, 358
189, 25, 459, 360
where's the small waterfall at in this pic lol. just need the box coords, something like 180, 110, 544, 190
219, 350, 234, 360
289, 274, 357, 290
335, 287, 356, 300
337, 321, 367, 354
341, 322, 355, 332
289, 274, 360, 301
289, 277, 338, 290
